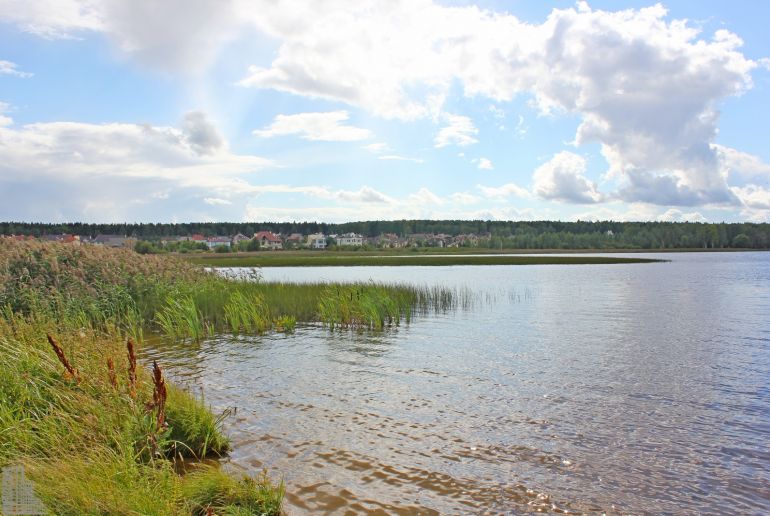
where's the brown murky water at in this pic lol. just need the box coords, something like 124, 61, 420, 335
143, 253, 770, 514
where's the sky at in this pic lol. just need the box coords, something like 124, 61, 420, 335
1, 0, 769, 224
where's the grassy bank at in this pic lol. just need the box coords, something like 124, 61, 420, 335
0, 241, 464, 513
0, 319, 283, 514
186, 253, 666, 267
0, 241, 288, 513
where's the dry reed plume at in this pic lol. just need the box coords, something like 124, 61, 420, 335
150, 360, 167, 432
106, 357, 117, 388
46, 333, 79, 382
127, 338, 137, 398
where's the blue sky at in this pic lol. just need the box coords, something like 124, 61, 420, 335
1, 0, 769, 223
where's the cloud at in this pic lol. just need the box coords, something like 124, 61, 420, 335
477, 182, 530, 199
0, 112, 274, 221
253, 111, 371, 142
713, 144, 770, 181
1, 0, 767, 217
572, 203, 708, 223
0, 0, 237, 73
182, 111, 225, 155
409, 187, 444, 205
658, 208, 708, 223
0, 101, 12, 126
533, 151, 602, 204
334, 186, 394, 204
0, 60, 33, 78
0, 0, 103, 38
450, 192, 480, 205
476, 157, 493, 170
363, 142, 390, 154
235, 2, 757, 206
732, 185, 770, 210
204, 197, 232, 206
100, 0, 241, 74
378, 154, 424, 164
434, 114, 478, 148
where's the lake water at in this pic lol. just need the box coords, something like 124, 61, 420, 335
144, 252, 770, 514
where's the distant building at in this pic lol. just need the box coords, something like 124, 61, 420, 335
92, 234, 130, 247
254, 231, 283, 250
284, 233, 304, 248
336, 232, 364, 246
307, 233, 327, 249
231, 233, 251, 246
206, 236, 231, 249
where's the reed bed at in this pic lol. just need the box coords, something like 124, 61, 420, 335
0, 241, 460, 340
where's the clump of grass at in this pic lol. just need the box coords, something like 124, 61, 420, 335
224, 291, 270, 335
273, 315, 296, 333
181, 466, 285, 516
318, 284, 406, 330
156, 295, 208, 341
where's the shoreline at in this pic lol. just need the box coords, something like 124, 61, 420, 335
184, 254, 667, 267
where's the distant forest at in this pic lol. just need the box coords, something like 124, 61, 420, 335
1, 220, 769, 249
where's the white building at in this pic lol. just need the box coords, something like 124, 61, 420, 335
307, 233, 327, 249
336, 232, 364, 246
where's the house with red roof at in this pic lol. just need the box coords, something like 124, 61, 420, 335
253, 231, 283, 250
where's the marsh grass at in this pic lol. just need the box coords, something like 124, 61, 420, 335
156, 295, 209, 341
0, 317, 281, 514
224, 291, 270, 335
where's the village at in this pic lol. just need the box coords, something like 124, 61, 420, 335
2, 231, 486, 252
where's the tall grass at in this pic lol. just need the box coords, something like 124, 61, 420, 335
0, 316, 282, 514
0, 242, 284, 514
0, 241, 460, 339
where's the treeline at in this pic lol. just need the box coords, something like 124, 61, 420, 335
1, 220, 769, 249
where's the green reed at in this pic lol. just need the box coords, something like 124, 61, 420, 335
0, 317, 282, 514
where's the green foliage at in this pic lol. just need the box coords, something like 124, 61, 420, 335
155, 295, 208, 341
134, 240, 161, 254
181, 466, 284, 516
223, 291, 270, 335
3, 220, 770, 249
0, 318, 281, 514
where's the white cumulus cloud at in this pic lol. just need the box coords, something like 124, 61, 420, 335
476, 157, 493, 170
0, 60, 33, 78
476, 182, 530, 199
0, 112, 273, 221
533, 151, 603, 204
434, 114, 478, 148
253, 111, 371, 142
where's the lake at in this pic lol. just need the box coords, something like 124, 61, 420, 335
144, 252, 770, 514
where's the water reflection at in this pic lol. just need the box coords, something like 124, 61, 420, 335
143, 252, 770, 514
